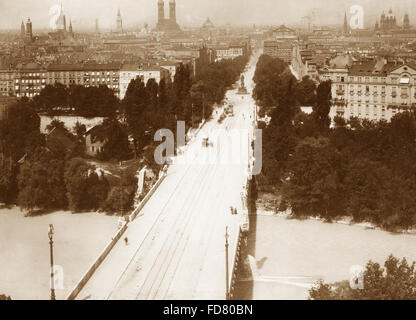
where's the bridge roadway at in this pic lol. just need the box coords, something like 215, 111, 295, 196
75, 54, 259, 300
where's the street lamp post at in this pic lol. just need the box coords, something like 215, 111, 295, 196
202, 92, 205, 121
48, 224, 56, 300
225, 226, 230, 300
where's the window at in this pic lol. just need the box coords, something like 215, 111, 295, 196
400, 77, 410, 84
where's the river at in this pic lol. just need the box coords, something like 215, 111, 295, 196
234, 213, 416, 300
0, 207, 118, 300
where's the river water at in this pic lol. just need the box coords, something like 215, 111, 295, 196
234, 214, 416, 300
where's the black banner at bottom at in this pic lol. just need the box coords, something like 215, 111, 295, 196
0, 300, 408, 319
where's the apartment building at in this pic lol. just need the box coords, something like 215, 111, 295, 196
0, 69, 14, 97
46, 63, 121, 97
119, 64, 170, 99
83, 64, 121, 98
320, 58, 416, 122
263, 40, 293, 64
14, 63, 46, 98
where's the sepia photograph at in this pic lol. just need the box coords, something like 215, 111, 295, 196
1, 0, 416, 308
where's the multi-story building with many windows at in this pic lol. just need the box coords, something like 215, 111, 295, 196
46, 63, 121, 97
263, 40, 293, 64
0, 68, 14, 97
119, 64, 170, 99
14, 63, 47, 98
46, 64, 85, 86
320, 58, 416, 122
83, 64, 121, 97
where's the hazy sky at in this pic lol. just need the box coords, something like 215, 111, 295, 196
1, 0, 416, 30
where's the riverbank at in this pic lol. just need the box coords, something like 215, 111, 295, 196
256, 191, 416, 235
0, 207, 118, 300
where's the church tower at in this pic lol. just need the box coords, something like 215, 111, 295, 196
404, 13, 410, 29
20, 20, 25, 39
158, 0, 165, 24
68, 19, 73, 37
343, 11, 349, 34
25, 18, 33, 42
169, 0, 176, 24
116, 8, 123, 33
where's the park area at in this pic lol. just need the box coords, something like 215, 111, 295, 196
0, 207, 118, 300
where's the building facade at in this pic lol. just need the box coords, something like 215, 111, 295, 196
263, 40, 293, 63
0, 69, 14, 97
119, 65, 170, 99
83, 64, 121, 97
321, 59, 416, 122
156, 0, 181, 32
14, 63, 46, 98
213, 45, 244, 61
45, 63, 120, 97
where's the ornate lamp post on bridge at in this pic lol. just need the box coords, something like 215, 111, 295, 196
48, 224, 56, 300
225, 226, 230, 300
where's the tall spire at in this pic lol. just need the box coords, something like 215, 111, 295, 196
158, 0, 165, 24
116, 8, 123, 33
344, 11, 348, 33
21, 20, 26, 38
169, 0, 176, 23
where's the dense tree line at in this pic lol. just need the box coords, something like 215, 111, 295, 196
254, 54, 416, 230
0, 98, 43, 204
122, 56, 249, 160
33, 84, 118, 118
309, 255, 416, 300
0, 101, 135, 214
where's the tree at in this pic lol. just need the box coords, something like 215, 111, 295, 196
0, 98, 42, 162
73, 121, 86, 140
104, 171, 138, 215
0, 293, 11, 300
309, 255, 416, 300
64, 158, 110, 212
173, 63, 192, 126
46, 119, 67, 133
17, 147, 67, 213
96, 118, 131, 161
283, 137, 344, 220
295, 76, 316, 106
190, 80, 206, 125
0, 156, 19, 204
123, 77, 149, 158
252, 55, 288, 116
34, 83, 68, 114
313, 80, 332, 132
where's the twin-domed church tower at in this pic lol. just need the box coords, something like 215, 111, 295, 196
157, 0, 180, 32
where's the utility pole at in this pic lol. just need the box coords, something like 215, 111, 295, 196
202, 92, 205, 121
120, 161, 123, 216
192, 103, 194, 128
225, 226, 230, 300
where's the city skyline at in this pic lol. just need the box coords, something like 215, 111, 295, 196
1, 0, 416, 31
